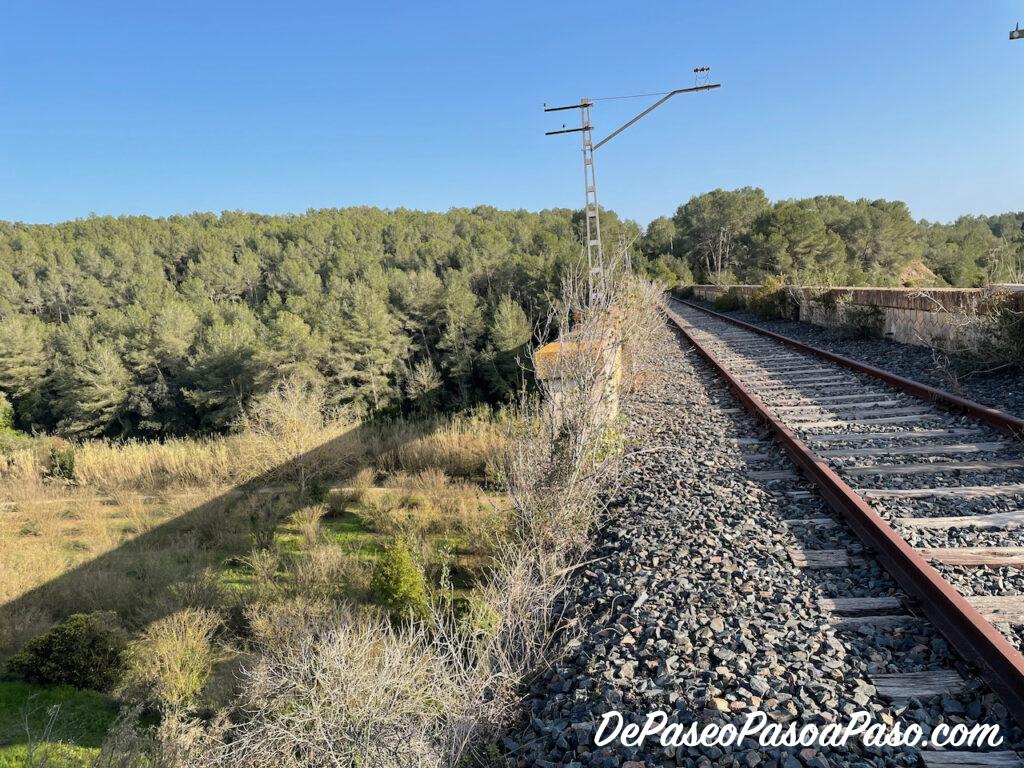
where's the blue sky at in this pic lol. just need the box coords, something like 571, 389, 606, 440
1, 1, 1021, 225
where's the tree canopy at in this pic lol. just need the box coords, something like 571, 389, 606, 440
1, 195, 1019, 439
644, 188, 1023, 288
0, 206, 634, 437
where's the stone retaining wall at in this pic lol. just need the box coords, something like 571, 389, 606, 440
689, 284, 1024, 348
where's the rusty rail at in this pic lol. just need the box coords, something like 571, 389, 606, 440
677, 299, 1024, 439
667, 306, 1024, 727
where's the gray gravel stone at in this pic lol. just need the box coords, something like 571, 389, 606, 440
504, 317, 1023, 767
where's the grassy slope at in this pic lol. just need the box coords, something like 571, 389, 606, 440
0, 681, 118, 767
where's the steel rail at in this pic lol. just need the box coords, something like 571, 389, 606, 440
677, 299, 1024, 439
667, 308, 1024, 727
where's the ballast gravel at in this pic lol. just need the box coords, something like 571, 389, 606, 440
705, 306, 1024, 421
507, 320, 1022, 767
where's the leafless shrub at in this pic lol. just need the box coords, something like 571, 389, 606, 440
234, 376, 354, 488
125, 609, 222, 711
327, 466, 377, 516
912, 289, 1024, 379
457, 545, 578, 728
290, 505, 324, 549
168, 569, 228, 613
244, 597, 335, 654
408, 467, 449, 497
505, 268, 633, 554
92, 707, 226, 768
237, 493, 280, 551
214, 612, 469, 768
350, 466, 376, 499
616, 275, 668, 392
241, 549, 280, 602
288, 544, 367, 601
359, 491, 412, 537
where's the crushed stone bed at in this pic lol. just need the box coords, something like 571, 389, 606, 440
508, 320, 1022, 768
701, 305, 1024, 421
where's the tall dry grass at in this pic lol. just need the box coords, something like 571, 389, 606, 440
0, 406, 503, 497
0, 383, 504, 657
0, 485, 235, 660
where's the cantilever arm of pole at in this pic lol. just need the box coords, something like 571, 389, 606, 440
592, 83, 720, 150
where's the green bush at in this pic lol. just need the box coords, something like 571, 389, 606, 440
713, 288, 747, 312
747, 276, 793, 320
838, 305, 885, 339
647, 255, 693, 287
371, 539, 430, 622
7, 613, 127, 692
47, 442, 76, 482
0, 395, 14, 433
305, 478, 329, 504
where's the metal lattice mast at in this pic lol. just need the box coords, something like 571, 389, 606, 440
545, 73, 721, 305
580, 100, 605, 301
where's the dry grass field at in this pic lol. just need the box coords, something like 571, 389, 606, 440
0, 406, 507, 764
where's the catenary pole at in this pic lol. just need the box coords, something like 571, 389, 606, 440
545, 71, 721, 303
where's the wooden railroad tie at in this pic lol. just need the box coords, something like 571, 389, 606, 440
871, 670, 965, 701
804, 428, 982, 443
860, 484, 1024, 500
819, 595, 1024, 625
920, 547, 1024, 568
796, 414, 942, 429
899, 510, 1024, 531
843, 459, 1024, 477
819, 441, 1006, 458
920, 753, 1024, 768
787, 548, 854, 568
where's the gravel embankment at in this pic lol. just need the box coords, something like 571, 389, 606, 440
508, 320, 1022, 767
699, 305, 1024, 420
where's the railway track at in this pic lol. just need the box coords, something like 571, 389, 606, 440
668, 298, 1024, 739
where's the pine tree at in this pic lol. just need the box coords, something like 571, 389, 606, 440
437, 277, 485, 399
181, 307, 263, 431
481, 295, 531, 400
53, 342, 132, 437
0, 315, 49, 429
256, 311, 328, 391
404, 358, 443, 414
330, 280, 407, 412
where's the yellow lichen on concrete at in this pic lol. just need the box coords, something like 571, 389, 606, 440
534, 337, 609, 380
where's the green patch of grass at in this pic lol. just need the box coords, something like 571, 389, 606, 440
217, 562, 253, 592
0, 742, 99, 768
274, 531, 303, 554
323, 511, 383, 555
0, 681, 118, 768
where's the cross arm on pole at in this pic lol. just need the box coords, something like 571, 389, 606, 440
592, 83, 720, 151
543, 100, 593, 112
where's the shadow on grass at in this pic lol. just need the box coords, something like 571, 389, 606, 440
0, 681, 118, 764
0, 411, 489, 655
